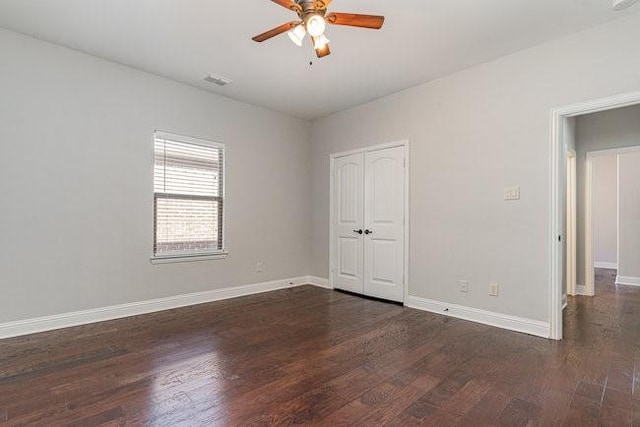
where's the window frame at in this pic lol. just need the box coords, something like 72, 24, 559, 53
151, 130, 227, 264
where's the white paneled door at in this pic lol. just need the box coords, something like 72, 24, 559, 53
332, 144, 406, 302
364, 146, 406, 301
333, 153, 365, 294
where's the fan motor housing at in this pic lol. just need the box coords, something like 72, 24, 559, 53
296, 0, 328, 16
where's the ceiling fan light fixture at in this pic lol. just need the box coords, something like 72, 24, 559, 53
306, 14, 326, 37
287, 24, 306, 46
612, 0, 639, 10
252, 0, 386, 60
313, 34, 330, 49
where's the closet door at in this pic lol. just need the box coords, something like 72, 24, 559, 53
363, 146, 406, 302
332, 153, 365, 294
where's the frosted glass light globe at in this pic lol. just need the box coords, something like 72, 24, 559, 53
287, 24, 306, 46
306, 14, 326, 37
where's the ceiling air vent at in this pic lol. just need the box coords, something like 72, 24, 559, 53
204, 74, 232, 86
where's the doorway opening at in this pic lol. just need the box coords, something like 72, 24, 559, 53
550, 91, 640, 340
584, 149, 621, 296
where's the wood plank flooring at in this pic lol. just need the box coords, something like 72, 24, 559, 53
1, 268, 639, 426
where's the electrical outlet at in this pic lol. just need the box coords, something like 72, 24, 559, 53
489, 283, 499, 296
458, 280, 469, 293
256, 262, 264, 273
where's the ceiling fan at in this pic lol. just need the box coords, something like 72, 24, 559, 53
252, 0, 385, 58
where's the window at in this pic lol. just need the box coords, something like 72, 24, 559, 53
153, 131, 225, 261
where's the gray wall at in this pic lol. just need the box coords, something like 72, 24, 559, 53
0, 28, 312, 323
618, 151, 640, 281
575, 103, 640, 285
592, 155, 618, 267
310, 13, 640, 323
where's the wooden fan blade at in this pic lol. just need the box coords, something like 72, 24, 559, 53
325, 13, 385, 29
270, 0, 302, 12
311, 37, 331, 58
252, 21, 298, 42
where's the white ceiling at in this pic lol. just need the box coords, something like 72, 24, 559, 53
0, 0, 637, 120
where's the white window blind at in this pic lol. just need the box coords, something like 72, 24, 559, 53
153, 132, 224, 258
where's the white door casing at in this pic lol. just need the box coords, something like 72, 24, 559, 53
364, 146, 406, 302
566, 150, 577, 296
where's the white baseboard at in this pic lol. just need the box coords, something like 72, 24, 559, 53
0, 276, 315, 340
615, 275, 640, 287
594, 262, 618, 270
405, 296, 550, 338
306, 276, 331, 289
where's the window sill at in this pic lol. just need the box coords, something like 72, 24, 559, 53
150, 252, 228, 265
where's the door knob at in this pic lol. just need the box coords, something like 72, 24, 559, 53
353, 229, 363, 234
364, 229, 373, 235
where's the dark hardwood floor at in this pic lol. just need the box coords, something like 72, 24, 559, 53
1, 269, 639, 426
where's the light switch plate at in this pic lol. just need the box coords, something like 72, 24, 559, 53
504, 186, 520, 201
